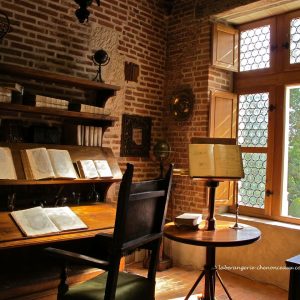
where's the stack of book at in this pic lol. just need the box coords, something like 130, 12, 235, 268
68, 103, 111, 115
174, 213, 203, 228
79, 125, 102, 147
0, 82, 24, 104
23, 95, 69, 110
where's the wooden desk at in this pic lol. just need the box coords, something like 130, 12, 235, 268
164, 220, 261, 300
0, 203, 116, 299
0, 203, 116, 249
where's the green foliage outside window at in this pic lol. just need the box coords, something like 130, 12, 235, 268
288, 88, 300, 217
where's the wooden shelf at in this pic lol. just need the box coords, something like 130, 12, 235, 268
0, 103, 117, 126
0, 142, 123, 182
0, 63, 120, 92
0, 178, 121, 186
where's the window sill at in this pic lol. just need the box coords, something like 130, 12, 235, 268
218, 213, 300, 231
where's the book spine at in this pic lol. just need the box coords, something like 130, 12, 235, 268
84, 126, 90, 146
89, 126, 94, 146
97, 127, 103, 147
77, 125, 82, 146
93, 126, 98, 146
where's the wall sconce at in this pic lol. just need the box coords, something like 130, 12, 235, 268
0, 11, 11, 40
74, 0, 100, 23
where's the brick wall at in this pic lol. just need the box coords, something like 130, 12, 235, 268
0, 0, 168, 203
165, 0, 234, 218
0, 0, 247, 213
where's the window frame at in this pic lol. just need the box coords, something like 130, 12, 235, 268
235, 9, 300, 225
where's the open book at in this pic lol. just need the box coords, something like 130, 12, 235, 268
77, 159, 113, 179
0, 147, 17, 180
11, 206, 88, 237
189, 144, 244, 179
21, 148, 78, 180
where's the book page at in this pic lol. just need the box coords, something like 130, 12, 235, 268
214, 144, 244, 178
77, 160, 99, 178
11, 206, 59, 237
189, 144, 215, 177
25, 148, 55, 180
0, 147, 17, 179
94, 160, 113, 178
44, 207, 87, 231
47, 149, 78, 179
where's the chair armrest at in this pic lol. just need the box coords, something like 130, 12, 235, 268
45, 247, 110, 270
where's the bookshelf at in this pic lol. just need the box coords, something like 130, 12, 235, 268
0, 64, 122, 299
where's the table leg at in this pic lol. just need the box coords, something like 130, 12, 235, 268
203, 246, 216, 300
205, 181, 219, 231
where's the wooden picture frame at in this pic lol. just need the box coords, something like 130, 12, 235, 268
120, 114, 152, 157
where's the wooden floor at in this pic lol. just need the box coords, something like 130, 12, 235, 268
127, 263, 288, 300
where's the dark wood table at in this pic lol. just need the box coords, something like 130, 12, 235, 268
164, 220, 261, 300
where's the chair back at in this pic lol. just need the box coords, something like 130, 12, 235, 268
113, 163, 173, 254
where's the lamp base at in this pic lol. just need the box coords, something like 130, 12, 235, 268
230, 223, 244, 230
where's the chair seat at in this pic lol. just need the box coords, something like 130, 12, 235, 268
63, 271, 154, 300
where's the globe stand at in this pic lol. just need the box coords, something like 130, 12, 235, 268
153, 140, 171, 179
92, 50, 110, 83
93, 65, 104, 82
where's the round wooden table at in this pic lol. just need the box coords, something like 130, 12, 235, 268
164, 220, 261, 300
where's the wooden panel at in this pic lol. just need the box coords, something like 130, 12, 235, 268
212, 23, 238, 72
209, 91, 238, 205
0, 203, 115, 249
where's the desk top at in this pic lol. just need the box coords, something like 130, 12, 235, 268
0, 203, 115, 250
164, 220, 261, 247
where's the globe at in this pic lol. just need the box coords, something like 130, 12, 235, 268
94, 50, 110, 65
153, 140, 171, 161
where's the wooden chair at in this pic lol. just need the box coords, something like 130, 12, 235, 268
46, 163, 174, 300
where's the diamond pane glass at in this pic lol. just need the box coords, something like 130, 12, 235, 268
240, 25, 270, 72
238, 153, 267, 208
290, 18, 300, 64
238, 93, 269, 147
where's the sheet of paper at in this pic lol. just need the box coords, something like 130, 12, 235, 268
189, 144, 215, 177
214, 144, 244, 178
44, 207, 87, 231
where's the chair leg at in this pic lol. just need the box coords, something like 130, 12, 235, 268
57, 263, 69, 300
104, 259, 121, 300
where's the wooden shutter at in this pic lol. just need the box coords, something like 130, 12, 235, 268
209, 91, 238, 205
212, 23, 239, 72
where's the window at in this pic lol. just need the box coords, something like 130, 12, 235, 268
238, 92, 269, 209
235, 10, 300, 223
240, 25, 270, 72
282, 86, 300, 218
